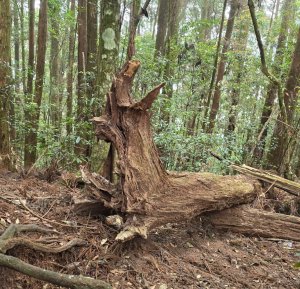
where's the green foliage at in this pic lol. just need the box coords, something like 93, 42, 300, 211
7, 0, 300, 175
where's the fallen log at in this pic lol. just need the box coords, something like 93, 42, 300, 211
231, 164, 300, 197
206, 205, 300, 241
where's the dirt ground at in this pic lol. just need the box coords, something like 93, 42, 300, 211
0, 171, 299, 289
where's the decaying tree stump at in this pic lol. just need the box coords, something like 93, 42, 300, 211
80, 59, 300, 242
89, 60, 264, 241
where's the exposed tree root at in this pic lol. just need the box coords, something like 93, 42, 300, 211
0, 224, 112, 289
0, 253, 112, 289
205, 205, 300, 241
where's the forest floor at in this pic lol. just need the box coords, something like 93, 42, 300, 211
0, 171, 299, 289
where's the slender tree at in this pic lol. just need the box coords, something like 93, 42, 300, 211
20, 0, 26, 92
93, 0, 121, 175
227, 1, 249, 133
268, 26, 300, 175
202, 0, 228, 130
253, 0, 295, 162
13, 0, 20, 92
87, 0, 98, 105
0, 0, 12, 170
207, 0, 240, 133
24, 0, 48, 169
49, 0, 61, 135
26, 0, 35, 96
154, 0, 169, 58
24, 0, 35, 167
75, 0, 88, 158
49, 0, 61, 138
66, 0, 76, 136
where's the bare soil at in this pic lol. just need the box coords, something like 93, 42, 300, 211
0, 171, 299, 289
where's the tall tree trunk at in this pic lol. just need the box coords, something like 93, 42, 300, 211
201, 0, 227, 130
49, 1, 61, 137
24, 0, 35, 167
268, 26, 300, 176
154, 0, 169, 58
207, 0, 239, 133
227, 2, 249, 133
10, 0, 19, 143
66, 0, 76, 136
92, 0, 121, 174
87, 0, 97, 114
13, 0, 20, 92
164, 0, 186, 91
20, 0, 26, 93
253, 0, 295, 163
0, 0, 12, 170
126, 0, 141, 60
75, 0, 88, 159
24, 0, 48, 169
26, 0, 35, 96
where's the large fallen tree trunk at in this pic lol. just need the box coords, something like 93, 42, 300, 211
90, 60, 261, 241
85, 59, 300, 242
206, 205, 300, 241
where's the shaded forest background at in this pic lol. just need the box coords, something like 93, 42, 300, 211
0, 0, 300, 179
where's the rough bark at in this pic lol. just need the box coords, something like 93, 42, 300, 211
75, 0, 88, 158
207, 0, 239, 133
206, 205, 300, 241
66, 0, 76, 136
20, 0, 26, 92
227, 1, 249, 133
23, 0, 35, 168
87, 0, 97, 111
13, 0, 20, 92
0, 0, 11, 170
26, 0, 35, 96
24, 0, 48, 169
91, 60, 259, 241
164, 0, 187, 98
154, 0, 169, 57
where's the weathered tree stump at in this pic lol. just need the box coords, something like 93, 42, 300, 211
91, 60, 262, 241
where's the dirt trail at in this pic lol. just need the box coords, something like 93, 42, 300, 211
0, 172, 299, 289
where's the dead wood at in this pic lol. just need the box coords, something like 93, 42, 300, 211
231, 164, 300, 196
0, 224, 112, 289
90, 60, 260, 241
206, 205, 300, 241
